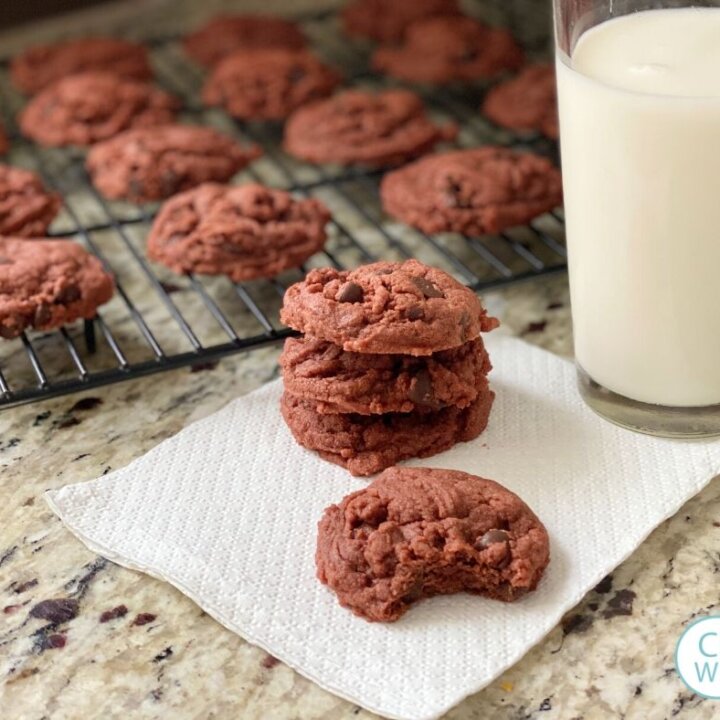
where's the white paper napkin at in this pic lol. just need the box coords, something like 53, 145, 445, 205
46, 335, 720, 720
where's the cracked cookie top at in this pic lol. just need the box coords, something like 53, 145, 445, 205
316, 466, 550, 621
281, 259, 498, 355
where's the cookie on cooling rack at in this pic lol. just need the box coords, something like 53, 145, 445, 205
202, 48, 342, 121
86, 125, 262, 202
10, 37, 152, 95
183, 14, 305, 68
280, 335, 491, 415
482, 64, 559, 140
280, 259, 499, 356
283, 89, 457, 167
372, 16, 524, 84
316, 467, 550, 621
342, 0, 461, 44
146, 182, 330, 281
0, 164, 61, 237
281, 388, 494, 476
0, 238, 114, 339
19, 72, 180, 148
380, 147, 563, 236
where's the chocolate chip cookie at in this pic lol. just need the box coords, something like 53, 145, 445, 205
0, 164, 61, 237
183, 14, 305, 68
10, 37, 152, 95
283, 89, 457, 167
281, 387, 493, 476
19, 72, 179, 147
147, 182, 330, 281
281, 260, 499, 356
316, 466, 550, 621
342, 0, 461, 44
0, 238, 114, 339
380, 147, 563, 236
372, 16, 524, 84
482, 64, 559, 139
280, 335, 491, 415
86, 125, 262, 202
202, 48, 342, 121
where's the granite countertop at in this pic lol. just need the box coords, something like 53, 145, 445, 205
1, 2, 720, 719
3, 275, 718, 720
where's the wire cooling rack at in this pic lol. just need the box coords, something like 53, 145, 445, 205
0, 2, 564, 409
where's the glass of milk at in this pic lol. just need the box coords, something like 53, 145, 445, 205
554, 0, 720, 437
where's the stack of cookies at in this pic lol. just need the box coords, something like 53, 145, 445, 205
279, 259, 498, 476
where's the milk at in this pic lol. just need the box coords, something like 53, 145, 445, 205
557, 8, 720, 407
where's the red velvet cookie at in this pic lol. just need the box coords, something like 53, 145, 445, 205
147, 183, 330, 281
0, 165, 61, 237
281, 260, 499, 356
283, 89, 457, 167
86, 125, 262, 202
0, 238, 114, 339
183, 14, 305, 68
372, 16, 524, 84
281, 387, 494, 476
280, 335, 491, 415
316, 467, 550, 621
482, 64, 559, 139
19, 72, 179, 147
10, 37, 152, 95
202, 48, 342, 121
380, 147, 563, 236
342, 0, 461, 44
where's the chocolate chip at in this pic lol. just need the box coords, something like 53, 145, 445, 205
55, 284, 81, 304
405, 305, 424, 321
33, 303, 52, 326
337, 282, 364, 303
442, 179, 470, 209
408, 368, 435, 407
30, 598, 79, 624
476, 529, 511, 568
477, 529, 510, 548
288, 66, 306, 84
410, 276, 444, 299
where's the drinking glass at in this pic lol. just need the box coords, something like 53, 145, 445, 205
554, 0, 720, 437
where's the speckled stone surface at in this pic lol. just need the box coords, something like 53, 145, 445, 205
1, 2, 720, 719
2, 275, 719, 720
